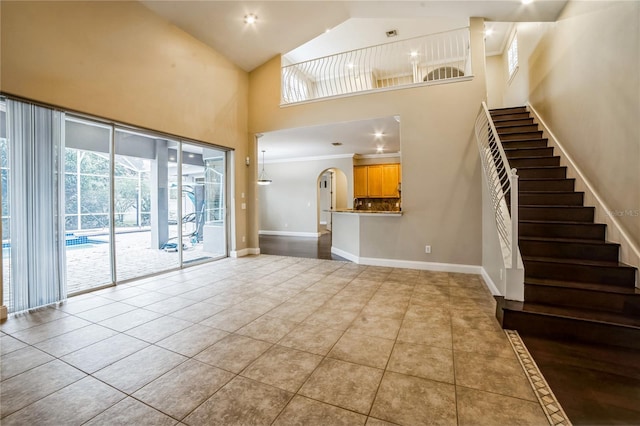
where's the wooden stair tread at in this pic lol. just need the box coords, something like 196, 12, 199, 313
518, 178, 574, 182
516, 166, 564, 170
524, 277, 640, 295
493, 119, 533, 124
503, 301, 640, 328
509, 155, 558, 159
518, 190, 582, 194
523, 255, 634, 268
504, 146, 549, 151
520, 219, 603, 225
519, 236, 612, 245
519, 204, 585, 208
490, 107, 527, 112
520, 205, 592, 210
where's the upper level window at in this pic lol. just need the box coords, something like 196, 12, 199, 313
507, 33, 519, 79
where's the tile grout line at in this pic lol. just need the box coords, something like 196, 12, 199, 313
270, 267, 387, 424
504, 329, 572, 426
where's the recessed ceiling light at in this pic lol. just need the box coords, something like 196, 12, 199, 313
347, 63, 354, 69
244, 14, 257, 24
521, 0, 533, 4
484, 28, 495, 37
374, 132, 384, 138
410, 51, 418, 58
376, 146, 384, 153
386, 30, 398, 38
332, 142, 343, 146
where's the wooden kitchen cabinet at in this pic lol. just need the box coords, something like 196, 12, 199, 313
354, 166, 368, 197
353, 163, 400, 198
382, 164, 400, 197
367, 165, 383, 196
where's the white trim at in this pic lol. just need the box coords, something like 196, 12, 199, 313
330, 247, 360, 263
230, 248, 260, 258
259, 230, 320, 238
280, 75, 475, 108
265, 154, 353, 164
480, 268, 502, 296
319, 221, 327, 225
354, 152, 401, 160
331, 247, 483, 274
528, 103, 640, 277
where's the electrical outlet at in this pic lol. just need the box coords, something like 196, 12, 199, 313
425, 245, 431, 254
241, 202, 246, 210
242, 236, 246, 243
367, 203, 372, 207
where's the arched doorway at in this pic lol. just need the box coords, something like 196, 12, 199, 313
317, 168, 348, 234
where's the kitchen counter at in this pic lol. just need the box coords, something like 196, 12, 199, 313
329, 209, 402, 217
329, 209, 403, 263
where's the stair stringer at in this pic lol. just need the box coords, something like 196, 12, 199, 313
528, 103, 640, 285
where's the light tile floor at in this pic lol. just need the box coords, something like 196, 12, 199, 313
0, 255, 551, 425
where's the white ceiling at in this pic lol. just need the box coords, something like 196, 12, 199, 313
141, 0, 568, 72
258, 116, 400, 162
140, 1, 566, 162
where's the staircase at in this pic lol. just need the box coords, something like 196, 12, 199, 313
490, 106, 640, 350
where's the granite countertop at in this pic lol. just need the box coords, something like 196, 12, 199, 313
329, 209, 402, 215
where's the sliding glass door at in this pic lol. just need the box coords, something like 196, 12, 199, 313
114, 130, 181, 282
181, 143, 227, 264
1, 98, 230, 311
64, 117, 114, 293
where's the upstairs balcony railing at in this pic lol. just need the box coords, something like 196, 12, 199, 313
281, 27, 471, 105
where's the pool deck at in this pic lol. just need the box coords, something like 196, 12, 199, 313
3, 230, 220, 309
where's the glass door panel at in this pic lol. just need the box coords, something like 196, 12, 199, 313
114, 129, 180, 281
64, 117, 114, 293
181, 143, 227, 265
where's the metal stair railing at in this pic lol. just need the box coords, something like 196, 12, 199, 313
475, 102, 524, 301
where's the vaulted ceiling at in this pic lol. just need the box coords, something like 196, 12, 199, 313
140, 0, 567, 72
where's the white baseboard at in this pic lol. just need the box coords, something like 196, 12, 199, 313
259, 230, 321, 238
480, 268, 501, 296
230, 247, 260, 257
330, 247, 359, 263
331, 246, 483, 274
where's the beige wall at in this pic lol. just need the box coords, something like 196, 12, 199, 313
485, 55, 505, 109
487, 22, 554, 109
249, 18, 487, 266
258, 157, 354, 235
0, 1, 251, 251
529, 0, 640, 257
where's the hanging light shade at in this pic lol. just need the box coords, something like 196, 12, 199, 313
257, 150, 272, 185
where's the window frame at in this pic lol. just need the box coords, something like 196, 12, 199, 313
507, 31, 519, 82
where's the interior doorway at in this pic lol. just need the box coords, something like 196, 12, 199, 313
318, 170, 333, 233
317, 168, 348, 235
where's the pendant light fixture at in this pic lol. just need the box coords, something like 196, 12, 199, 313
257, 150, 272, 185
